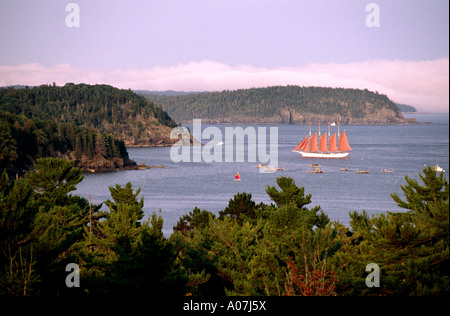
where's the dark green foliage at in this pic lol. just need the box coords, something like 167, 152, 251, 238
0, 83, 177, 135
218, 192, 262, 225
105, 182, 145, 223
74, 183, 186, 295
265, 177, 329, 229
391, 165, 449, 217
25, 158, 83, 207
0, 158, 105, 295
0, 119, 18, 163
174, 207, 215, 234
0, 110, 133, 175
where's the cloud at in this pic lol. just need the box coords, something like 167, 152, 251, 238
0, 58, 448, 113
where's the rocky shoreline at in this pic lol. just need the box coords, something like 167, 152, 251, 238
82, 162, 168, 174
177, 117, 431, 125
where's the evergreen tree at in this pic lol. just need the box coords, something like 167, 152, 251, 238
24, 158, 84, 209
0, 171, 37, 295
104, 182, 144, 222
391, 165, 449, 219
218, 192, 261, 225
0, 119, 18, 165
336, 166, 449, 295
265, 177, 329, 230
173, 207, 215, 234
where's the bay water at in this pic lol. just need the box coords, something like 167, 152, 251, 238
75, 113, 449, 236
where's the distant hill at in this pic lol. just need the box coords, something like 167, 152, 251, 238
0, 83, 179, 147
140, 86, 417, 125
395, 103, 418, 113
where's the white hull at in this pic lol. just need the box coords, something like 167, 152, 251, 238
299, 151, 349, 159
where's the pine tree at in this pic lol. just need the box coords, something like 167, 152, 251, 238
218, 192, 260, 225
337, 166, 449, 295
105, 182, 144, 223
0, 171, 37, 295
265, 177, 329, 230
24, 158, 84, 209
173, 206, 215, 234
391, 164, 449, 217
0, 119, 19, 165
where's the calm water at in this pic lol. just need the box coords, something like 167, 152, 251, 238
76, 113, 449, 236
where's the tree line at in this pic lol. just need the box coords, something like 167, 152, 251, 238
1, 158, 448, 295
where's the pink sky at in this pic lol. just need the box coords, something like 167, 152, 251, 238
1, 58, 448, 113
1, 1, 448, 113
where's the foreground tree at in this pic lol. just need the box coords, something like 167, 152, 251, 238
335, 166, 449, 295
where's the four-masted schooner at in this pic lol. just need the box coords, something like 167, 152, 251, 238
292, 122, 352, 158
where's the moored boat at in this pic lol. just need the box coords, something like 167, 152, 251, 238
307, 167, 324, 173
433, 165, 445, 172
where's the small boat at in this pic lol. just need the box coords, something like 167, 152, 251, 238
433, 165, 445, 173
261, 166, 285, 173
235, 172, 241, 181
262, 166, 277, 173
308, 166, 324, 173
256, 164, 268, 168
340, 167, 353, 172
356, 169, 369, 174
380, 169, 394, 173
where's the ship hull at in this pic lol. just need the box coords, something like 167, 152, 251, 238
299, 152, 349, 159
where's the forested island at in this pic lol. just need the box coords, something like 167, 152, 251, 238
0, 159, 448, 296
140, 86, 418, 125
0, 84, 182, 175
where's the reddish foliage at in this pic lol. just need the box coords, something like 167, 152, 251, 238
284, 258, 337, 296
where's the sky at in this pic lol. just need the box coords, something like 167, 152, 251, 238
0, 0, 448, 112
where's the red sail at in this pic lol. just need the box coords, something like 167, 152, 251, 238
309, 133, 319, 152
329, 133, 337, 152
292, 136, 308, 152
319, 134, 328, 152
338, 130, 352, 152
304, 138, 310, 152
